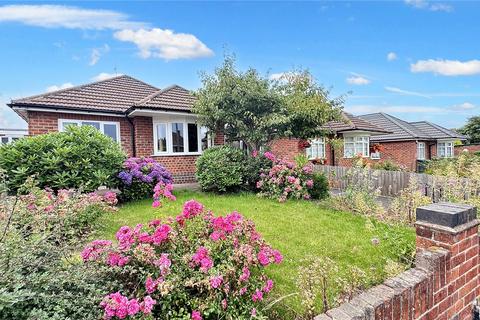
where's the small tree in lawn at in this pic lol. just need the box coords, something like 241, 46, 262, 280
193, 55, 343, 152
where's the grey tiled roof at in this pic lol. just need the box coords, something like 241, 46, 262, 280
134, 85, 196, 111
410, 121, 466, 140
11, 75, 160, 113
358, 113, 466, 141
323, 112, 390, 134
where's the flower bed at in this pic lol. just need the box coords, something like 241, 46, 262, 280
83, 200, 282, 319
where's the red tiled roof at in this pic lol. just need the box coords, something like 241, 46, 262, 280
134, 85, 196, 112
323, 112, 390, 134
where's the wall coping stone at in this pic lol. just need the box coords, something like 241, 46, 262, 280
416, 202, 477, 228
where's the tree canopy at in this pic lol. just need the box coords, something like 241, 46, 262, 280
459, 116, 480, 144
193, 56, 343, 151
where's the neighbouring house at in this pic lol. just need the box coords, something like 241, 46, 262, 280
455, 143, 480, 155
8, 75, 224, 183
0, 128, 28, 145
271, 112, 466, 172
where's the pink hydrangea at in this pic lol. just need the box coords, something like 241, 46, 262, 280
239, 267, 250, 282
192, 246, 214, 273
191, 310, 202, 320
100, 292, 141, 320
152, 224, 171, 245
107, 252, 130, 267
81, 240, 112, 262
252, 289, 263, 302
221, 299, 228, 310
145, 276, 163, 294
209, 275, 223, 289
264, 151, 276, 161
257, 247, 283, 266
182, 199, 204, 218
154, 253, 171, 277
140, 296, 156, 314
116, 226, 135, 250
263, 279, 274, 293
103, 191, 118, 206
306, 179, 314, 188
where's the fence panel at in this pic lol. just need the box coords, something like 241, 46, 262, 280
313, 165, 480, 202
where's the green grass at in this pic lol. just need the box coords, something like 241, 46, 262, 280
96, 190, 415, 317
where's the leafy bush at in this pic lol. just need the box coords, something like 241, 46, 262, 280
243, 151, 274, 191
0, 125, 125, 193
256, 152, 321, 202
196, 146, 247, 192
118, 157, 175, 205
82, 200, 283, 319
425, 151, 480, 179
0, 184, 118, 319
309, 173, 329, 200
371, 160, 403, 171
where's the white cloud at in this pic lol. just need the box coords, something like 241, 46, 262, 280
410, 59, 480, 76
387, 52, 397, 61
384, 86, 431, 98
89, 44, 110, 66
114, 28, 214, 60
346, 73, 371, 85
46, 82, 74, 93
0, 4, 145, 30
452, 102, 476, 110
404, 0, 453, 12
91, 72, 122, 82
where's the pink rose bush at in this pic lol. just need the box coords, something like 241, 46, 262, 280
257, 152, 316, 202
118, 157, 175, 206
82, 199, 282, 319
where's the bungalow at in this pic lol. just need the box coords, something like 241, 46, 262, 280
8, 75, 224, 183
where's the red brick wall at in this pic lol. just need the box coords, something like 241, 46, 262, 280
369, 141, 419, 171
455, 144, 480, 155
133, 116, 153, 158
269, 138, 303, 161
27, 111, 133, 156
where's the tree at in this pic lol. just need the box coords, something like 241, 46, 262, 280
193, 56, 343, 151
459, 116, 480, 144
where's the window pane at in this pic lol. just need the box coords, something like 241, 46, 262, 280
104, 124, 118, 141
188, 123, 198, 152
62, 122, 77, 130
1, 137, 8, 144
172, 123, 184, 153
344, 143, 354, 158
82, 121, 101, 130
156, 124, 167, 152
200, 127, 209, 151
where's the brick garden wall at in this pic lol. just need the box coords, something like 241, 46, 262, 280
315, 203, 479, 320
456, 144, 480, 156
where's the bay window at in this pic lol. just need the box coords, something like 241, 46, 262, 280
306, 138, 326, 159
58, 119, 120, 142
437, 141, 454, 158
344, 135, 369, 158
154, 121, 210, 155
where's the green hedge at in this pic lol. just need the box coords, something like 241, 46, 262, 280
0, 125, 125, 192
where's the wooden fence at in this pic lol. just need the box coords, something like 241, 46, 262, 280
313, 165, 480, 202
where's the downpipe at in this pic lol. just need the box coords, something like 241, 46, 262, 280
473, 298, 480, 320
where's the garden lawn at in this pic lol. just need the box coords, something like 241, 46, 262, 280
96, 190, 415, 317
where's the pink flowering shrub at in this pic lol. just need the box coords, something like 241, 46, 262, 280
118, 157, 175, 206
257, 152, 317, 202
82, 199, 282, 319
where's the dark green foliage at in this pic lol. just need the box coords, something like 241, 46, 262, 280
242, 153, 273, 190
371, 160, 403, 171
119, 181, 152, 202
309, 173, 329, 200
196, 146, 247, 192
459, 115, 480, 144
0, 125, 125, 193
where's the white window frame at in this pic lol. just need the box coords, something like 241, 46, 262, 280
58, 119, 120, 142
437, 140, 454, 158
343, 134, 370, 158
417, 142, 426, 160
0, 136, 22, 145
153, 120, 210, 156
306, 138, 326, 160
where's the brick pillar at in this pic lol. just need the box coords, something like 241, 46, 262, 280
415, 203, 479, 319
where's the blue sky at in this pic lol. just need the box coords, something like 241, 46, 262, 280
1, 1, 479, 129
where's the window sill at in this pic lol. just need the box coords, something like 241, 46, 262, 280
152, 152, 202, 157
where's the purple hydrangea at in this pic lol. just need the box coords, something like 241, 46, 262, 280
118, 158, 173, 186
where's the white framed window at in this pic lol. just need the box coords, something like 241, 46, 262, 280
306, 138, 326, 160
437, 141, 454, 158
0, 136, 21, 145
344, 135, 370, 158
417, 142, 426, 160
58, 119, 120, 142
153, 121, 210, 156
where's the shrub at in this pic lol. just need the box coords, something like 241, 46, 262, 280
0, 184, 118, 319
81, 200, 283, 319
0, 125, 125, 193
118, 157, 175, 206
309, 172, 329, 200
371, 160, 403, 171
243, 151, 274, 191
256, 152, 320, 202
196, 146, 247, 192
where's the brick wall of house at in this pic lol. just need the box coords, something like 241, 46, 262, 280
455, 144, 480, 155
369, 141, 419, 171
269, 138, 304, 161
316, 203, 479, 320
27, 111, 134, 156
